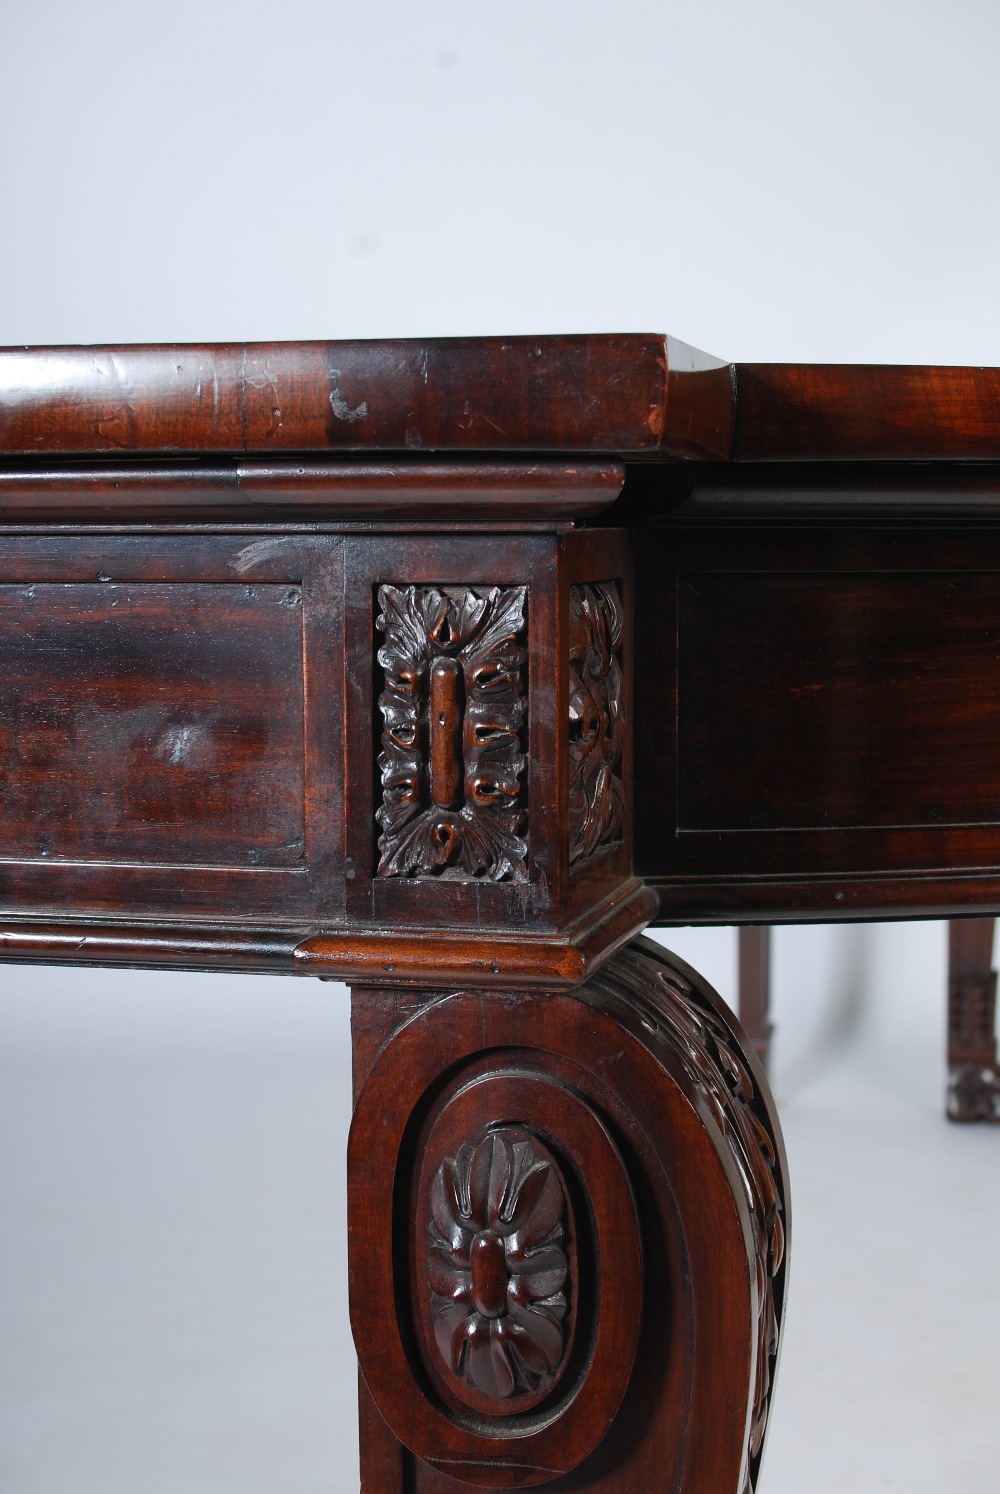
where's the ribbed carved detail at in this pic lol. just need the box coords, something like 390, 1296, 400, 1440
376, 584, 528, 880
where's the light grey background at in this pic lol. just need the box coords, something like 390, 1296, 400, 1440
1, 3, 999, 1490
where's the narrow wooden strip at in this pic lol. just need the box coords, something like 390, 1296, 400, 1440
0, 924, 300, 969
735, 363, 1000, 461
0, 920, 586, 985
0, 884, 657, 987
737, 925, 773, 1071
292, 931, 587, 987
0, 458, 624, 520
663, 466, 1000, 518
649, 873, 1000, 923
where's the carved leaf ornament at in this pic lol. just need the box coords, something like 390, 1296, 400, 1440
568, 582, 625, 864
427, 1131, 569, 1400
376, 584, 528, 880
615, 942, 786, 1479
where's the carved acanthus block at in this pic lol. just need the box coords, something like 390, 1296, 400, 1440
376, 584, 528, 880
568, 581, 625, 864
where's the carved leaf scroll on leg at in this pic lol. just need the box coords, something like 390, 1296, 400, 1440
605, 939, 788, 1487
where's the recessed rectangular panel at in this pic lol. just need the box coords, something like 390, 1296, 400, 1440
0, 581, 305, 867
678, 571, 1000, 832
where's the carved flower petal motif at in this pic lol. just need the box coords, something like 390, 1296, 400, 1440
427, 1133, 569, 1400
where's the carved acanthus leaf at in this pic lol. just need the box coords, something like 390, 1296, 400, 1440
376, 584, 528, 881
600, 941, 786, 1491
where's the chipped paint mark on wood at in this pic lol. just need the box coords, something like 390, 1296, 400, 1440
329, 368, 368, 423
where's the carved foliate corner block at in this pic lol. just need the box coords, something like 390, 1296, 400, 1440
568, 581, 625, 865
376, 584, 528, 881
427, 1130, 570, 1406
324, 529, 650, 991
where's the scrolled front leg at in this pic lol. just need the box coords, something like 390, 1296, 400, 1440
348, 936, 790, 1493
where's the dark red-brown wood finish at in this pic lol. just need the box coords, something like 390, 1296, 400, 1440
3, 331, 999, 1490
349, 940, 787, 1494
738, 927, 773, 1072
0, 335, 732, 459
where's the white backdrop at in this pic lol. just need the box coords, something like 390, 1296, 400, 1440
1, 4, 998, 1491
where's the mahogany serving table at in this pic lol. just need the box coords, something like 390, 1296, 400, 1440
3, 334, 999, 1491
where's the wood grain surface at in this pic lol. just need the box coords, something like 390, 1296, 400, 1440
636, 522, 1000, 922
734, 362, 1000, 460
0, 533, 342, 923
6, 330, 999, 1490
8, 335, 1000, 464
347, 937, 789, 1492
0, 457, 625, 522
0, 335, 733, 460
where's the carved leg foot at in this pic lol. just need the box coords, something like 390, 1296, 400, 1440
947, 918, 1000, 1122
348, 936, 790, 1493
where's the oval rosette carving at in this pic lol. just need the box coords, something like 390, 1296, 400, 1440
349, 1015, 643, 1485
348, 949, 788, 1490
426, 1130, 571, 1406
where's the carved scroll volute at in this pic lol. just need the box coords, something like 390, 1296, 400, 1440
376, 584, 528, 881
